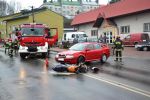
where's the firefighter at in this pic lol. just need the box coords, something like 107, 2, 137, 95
8, 39, 14, 57
13, 39, 19, 54
3, 39, 11, 54
113, 36, 124, 62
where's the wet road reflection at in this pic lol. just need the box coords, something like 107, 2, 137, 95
0, 51, 150, 100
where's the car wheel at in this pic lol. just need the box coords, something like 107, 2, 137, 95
134, 42, 138, 45
101, 54, 107, 63
136, 47, 141, 51
42, 53, 47, 58
77, 56, 85, 65
143, 47, 148, 51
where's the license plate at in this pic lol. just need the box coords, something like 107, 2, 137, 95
58, 58, 64, 61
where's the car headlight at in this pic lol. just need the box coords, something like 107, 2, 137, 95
40, 46, 47, 50
66, 54, 74, 59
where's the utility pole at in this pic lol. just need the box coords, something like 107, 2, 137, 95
31, 6, 35, 23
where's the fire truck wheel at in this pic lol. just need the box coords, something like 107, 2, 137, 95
42, 53, 47, 58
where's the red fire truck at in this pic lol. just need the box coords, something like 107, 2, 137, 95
18, 23, 58, 59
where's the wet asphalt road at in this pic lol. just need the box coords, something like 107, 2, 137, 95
0, 50, 150, 100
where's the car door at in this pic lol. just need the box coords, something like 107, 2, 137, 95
85, 44, 95, 61
123, 35, 131, 45
93, 44, 103, 60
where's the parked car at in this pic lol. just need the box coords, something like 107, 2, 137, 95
62, 31, 88, 43
55, 42, 110, 64
135, 41, 150, 51
122, 33, 149, 46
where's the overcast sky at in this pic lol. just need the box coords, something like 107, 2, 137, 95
6, 0, 109, 9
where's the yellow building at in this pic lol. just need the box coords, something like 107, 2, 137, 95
0, 7, 63, 39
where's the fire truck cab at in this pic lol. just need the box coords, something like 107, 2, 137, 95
18, 23, 58, 59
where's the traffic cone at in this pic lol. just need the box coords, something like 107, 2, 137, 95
45, 58, 49, 70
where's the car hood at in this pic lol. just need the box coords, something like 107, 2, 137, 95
58, 50, 81, 55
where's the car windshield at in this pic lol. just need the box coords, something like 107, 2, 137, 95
21, 28, 44, 36
69, 43, 86, 51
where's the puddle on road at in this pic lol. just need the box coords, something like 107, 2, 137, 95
13, 67, 27, 85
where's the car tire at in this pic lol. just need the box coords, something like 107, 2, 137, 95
77, 56, 85, 65
143, 47, 148, 51
42, 53, 47, 58
134, 42, 138, 46
101, 54, 107, 63
136, 47, 141, 51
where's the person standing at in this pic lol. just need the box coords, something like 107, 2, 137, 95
113, 36, 124, 62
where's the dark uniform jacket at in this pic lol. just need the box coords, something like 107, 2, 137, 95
114, 39, 124, 50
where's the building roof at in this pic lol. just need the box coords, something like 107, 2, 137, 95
2, 7, 63, 22
71, 7, 101, 26
71, 0, 150, 26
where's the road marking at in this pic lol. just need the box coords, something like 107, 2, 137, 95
37, 58, 150, 97
84, 74, 150, 98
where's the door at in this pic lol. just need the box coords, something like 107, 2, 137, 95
104, 32, 113, 44
93, 44, 103, 60
123, 35, 131, 45
85, 44, 95, 61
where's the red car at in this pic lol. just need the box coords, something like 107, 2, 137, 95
55, 42, 110, 64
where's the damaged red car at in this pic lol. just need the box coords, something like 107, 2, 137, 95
55, 42, 110, 64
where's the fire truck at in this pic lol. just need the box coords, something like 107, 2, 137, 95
18, 23, 58, 59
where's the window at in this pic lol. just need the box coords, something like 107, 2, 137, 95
144, 23, 150, 32
21, 28, 44, 36
91, 30, 98, 36
72, 34, 75, 38
120, 26, 130, 34
86, 44, 94, 50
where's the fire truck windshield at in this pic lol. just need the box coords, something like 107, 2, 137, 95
21, 28, 44, 36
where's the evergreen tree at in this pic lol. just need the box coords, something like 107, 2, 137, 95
0, 0, 21, 16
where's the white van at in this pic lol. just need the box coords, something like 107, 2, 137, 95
63, 32, 87, 43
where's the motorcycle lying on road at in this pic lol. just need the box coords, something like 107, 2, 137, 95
51, 63, 89, 75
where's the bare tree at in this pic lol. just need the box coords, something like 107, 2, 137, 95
0, 0, 7, 16
0, 0, 21, 16
8, 0, 21, 13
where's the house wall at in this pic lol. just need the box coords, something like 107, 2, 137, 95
32, 9, 64, 39
77, 21, 117, 43
78, 23, 98, 38
0, 13, 21, 38
114, 11, 150, 38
